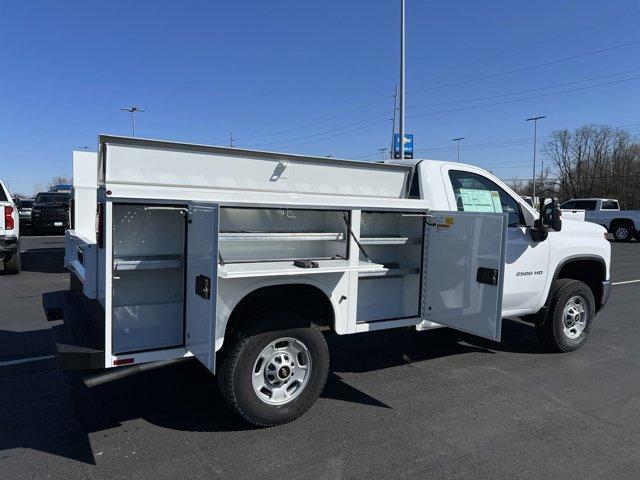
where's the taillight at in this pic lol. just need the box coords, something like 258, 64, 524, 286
4, 206, 14, 230
96, 203, 104, 249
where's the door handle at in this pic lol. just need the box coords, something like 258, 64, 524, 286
196, 275, 211, 299
476, 267, 499, 286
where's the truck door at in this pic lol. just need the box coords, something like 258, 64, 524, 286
185, 202, 219, 371
422, 211, 507, 341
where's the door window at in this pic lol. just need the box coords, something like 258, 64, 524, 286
448, 170, 524, 227
573, 200, 597, 211
601, 200, 619, 210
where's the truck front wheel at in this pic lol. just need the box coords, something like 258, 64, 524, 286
218, 311, 329, 427
536, 279, 595, 352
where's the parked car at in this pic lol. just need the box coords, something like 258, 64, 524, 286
560, 198, 640, 242
15, 198, 34, 227
31, 191, 71, 235
0, 180, 20, 274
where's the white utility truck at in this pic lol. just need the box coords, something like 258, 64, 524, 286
45, 136, 611, 427
0, 180, 20, 274
561, 198, 640, 242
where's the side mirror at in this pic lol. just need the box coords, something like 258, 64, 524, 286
538, 198, 562, 231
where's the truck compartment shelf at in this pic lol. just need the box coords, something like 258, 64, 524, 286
359, 236, 421, 245
218, 259, 386, 279
358, 267, 420, 278
113, 256, 183, 271
219, 232, 345, 242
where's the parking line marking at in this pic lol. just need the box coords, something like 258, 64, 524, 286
0, 355, 55, 367
612, 279, 640, 286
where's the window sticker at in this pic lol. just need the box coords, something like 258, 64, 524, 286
458, 188, 502, 213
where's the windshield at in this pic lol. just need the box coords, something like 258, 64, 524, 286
35, 193, 71, 204
20, 200, 33, 208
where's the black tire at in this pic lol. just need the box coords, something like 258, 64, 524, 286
31, 226, 40, 236
612, 223, 633, 242
536, 279, 595, 353
3, 251, 21, 274
218, 311, 329, 427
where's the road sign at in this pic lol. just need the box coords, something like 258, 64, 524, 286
393, 134, 413, 159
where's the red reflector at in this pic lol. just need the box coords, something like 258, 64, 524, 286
113, 358, 134, 366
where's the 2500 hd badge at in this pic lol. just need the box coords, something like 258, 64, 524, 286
516, 270, 543, 276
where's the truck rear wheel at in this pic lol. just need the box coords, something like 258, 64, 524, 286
611, 222, 633, 242
536, 279, 595, 352
218, 311, 329, 427
3, 251, 21, 274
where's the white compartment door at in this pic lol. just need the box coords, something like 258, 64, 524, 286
185, 202, 219, 371
422, 211, 507, 341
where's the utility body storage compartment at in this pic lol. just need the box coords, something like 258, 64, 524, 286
53, 136, 508, 375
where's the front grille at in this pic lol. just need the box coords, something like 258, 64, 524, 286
37, 212, 67, 221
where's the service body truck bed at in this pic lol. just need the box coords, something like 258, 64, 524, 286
45, 136, 611, 426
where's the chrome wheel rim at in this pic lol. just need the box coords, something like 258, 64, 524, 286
616, 227, 629, 240
251, 337, 312, 405
562, 295, 587, 339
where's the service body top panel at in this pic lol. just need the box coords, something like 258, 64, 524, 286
100, 137, 412, 200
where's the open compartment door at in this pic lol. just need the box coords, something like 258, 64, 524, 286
422, 211, 507, 341
185, 202, 219, 371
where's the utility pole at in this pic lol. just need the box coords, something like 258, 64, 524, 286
525, 115, 546, 202
452, 137, 465, 163
390, 84, 398, 159
121, 106, 145, 138
229, 131, 235, 147
399, 0, 406, 160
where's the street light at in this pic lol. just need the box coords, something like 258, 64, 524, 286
121, 106, 145, 138
452, 137, 466, 163
399, 0, 406, 160
525, 116, 546, 202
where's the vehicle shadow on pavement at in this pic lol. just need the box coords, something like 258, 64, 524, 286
0, 318, 546, 465
20, 248, 67, 274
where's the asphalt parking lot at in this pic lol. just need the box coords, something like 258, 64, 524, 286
1, 236, 640, 479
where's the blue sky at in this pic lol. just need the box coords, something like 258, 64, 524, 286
1, 0, 639, 195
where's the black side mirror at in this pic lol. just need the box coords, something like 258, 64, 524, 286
538, 198, 562, 231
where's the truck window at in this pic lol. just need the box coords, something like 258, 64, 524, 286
0, 186, 7, 202
572, 200, 597, 211
560, 201, 575, 209
448, 170, 524, 227
601, 200, 619, 210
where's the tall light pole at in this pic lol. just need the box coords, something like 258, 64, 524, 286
525, 115, 546, 202
121, 106, 145, 138
399, 0, 406, 160
452, 137, 465, 163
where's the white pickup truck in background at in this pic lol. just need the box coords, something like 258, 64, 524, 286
560, 198, 640, 242
0, 180, 20, 274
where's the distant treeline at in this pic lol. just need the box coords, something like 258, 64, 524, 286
509, 124, 640, 209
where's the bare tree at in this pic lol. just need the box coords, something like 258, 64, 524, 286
543, 125, 640, 208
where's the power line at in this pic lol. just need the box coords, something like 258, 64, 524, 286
234, 95, 393, 142
410, 68, 640, 110
407, 39, 640, 95
221, 41, 640, 147
407, 76, 640, 120
247, 112, 390, 148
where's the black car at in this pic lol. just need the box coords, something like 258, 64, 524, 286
31, 192, 71, 234
15, 198, 34, 226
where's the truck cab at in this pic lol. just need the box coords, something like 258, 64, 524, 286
47, 136, 611, 427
